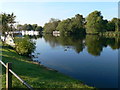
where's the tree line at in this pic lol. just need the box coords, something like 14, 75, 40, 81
17, 24, 43, 31
43, 10, 120, 35
1, 10, 120, 35
0, 13, 43, 34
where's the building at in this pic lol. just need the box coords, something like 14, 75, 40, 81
5, 35, 15, 46
53, 31, 60, 37
22, 30, 39, 35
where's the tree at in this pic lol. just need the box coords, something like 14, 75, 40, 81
17, 24, 23, 31
1, 13, 9, 33
117, 19, 120, 31
35, 26, 43, 31
44, 18, 60, 33
56, 14, 85, 35
17, 24, 43, 31
56, 19, 71, 34
1, 13, 16, 33
71, 14, 85, 33
7, 13, 16, 32
86, 11, 107, 34
109, 18, 120, 31
106, 18, 120, 31
0, 14, 2, 33
32, 24, 38, 31
22, 24, 33, 31
27, 24, 33, 30
15, 37, 36, 56
107, 21, 115, 31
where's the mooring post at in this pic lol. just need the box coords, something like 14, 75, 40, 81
6, 63, 12, 89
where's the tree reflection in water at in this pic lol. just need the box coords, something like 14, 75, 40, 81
43, 34, 120, 56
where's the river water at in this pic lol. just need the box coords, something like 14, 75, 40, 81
32, 35, 119, 88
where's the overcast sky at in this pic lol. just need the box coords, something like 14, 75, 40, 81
1, 2, 118, 26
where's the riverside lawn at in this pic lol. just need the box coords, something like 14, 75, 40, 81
0, 42, 94, 89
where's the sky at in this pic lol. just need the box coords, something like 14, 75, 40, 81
1, 2, 118, 26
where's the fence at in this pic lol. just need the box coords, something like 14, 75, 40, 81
0, 60, 33, 90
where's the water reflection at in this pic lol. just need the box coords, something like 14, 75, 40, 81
33, 34, 119, 88
43, 34, 120, 56
12, 33, 119, 87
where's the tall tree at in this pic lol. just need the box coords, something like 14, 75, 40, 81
56, 14, 85, 35
27, 24, 33, 30
32, 24, 38, 31
56, 19, 71, 34
86, 11, 107, 34
1, 13, 9, 33
107, 21, 115, 31
0, 14, 2, 33
22, 24, 33, 31
71, 14, 85, 33
111, 18, 120, 31
22, 24, 28, 30
1, 13, 16, 33
7, 13, 16, 32
44, 18, 60, 33
35, 26, 43, 31
107, 18, 120, 31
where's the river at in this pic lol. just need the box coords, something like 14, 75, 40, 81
31, 34, 119, 88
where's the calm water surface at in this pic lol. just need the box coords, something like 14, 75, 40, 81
33, 35, 119, 88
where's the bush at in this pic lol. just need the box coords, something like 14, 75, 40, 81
15, 37, 36, 56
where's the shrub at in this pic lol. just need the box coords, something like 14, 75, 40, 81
15, 37, 36, 56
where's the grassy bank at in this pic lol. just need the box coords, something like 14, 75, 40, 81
0, 43, 94, 89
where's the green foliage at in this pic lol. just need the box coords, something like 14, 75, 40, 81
15, 37, 36, 56
35, 26, 43, 31
106, 18, 120, 31
7, 13, 16, 26
32, 24, 38, 30
1, 11, 119, 36
17, 24, 23, 31
1, 13, 16, 33
44, 18, 60, 34
21, 24, 27, 30
24, 24, 33, 30
0, 14, 2, 33
107, 18, 120, 31
1, 13, 9, 32
106, 21, 115, 31
17, 24, 43, 31
56, 19, 71, 34
86, 11, 107, 34
56, 14, 85, 35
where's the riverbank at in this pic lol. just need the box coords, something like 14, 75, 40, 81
99, 31, 120, 38
0, 42, 94, 89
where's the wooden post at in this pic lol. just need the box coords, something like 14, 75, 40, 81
6, 63, 12, 89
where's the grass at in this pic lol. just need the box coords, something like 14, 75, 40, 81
0, 42, 94, 89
